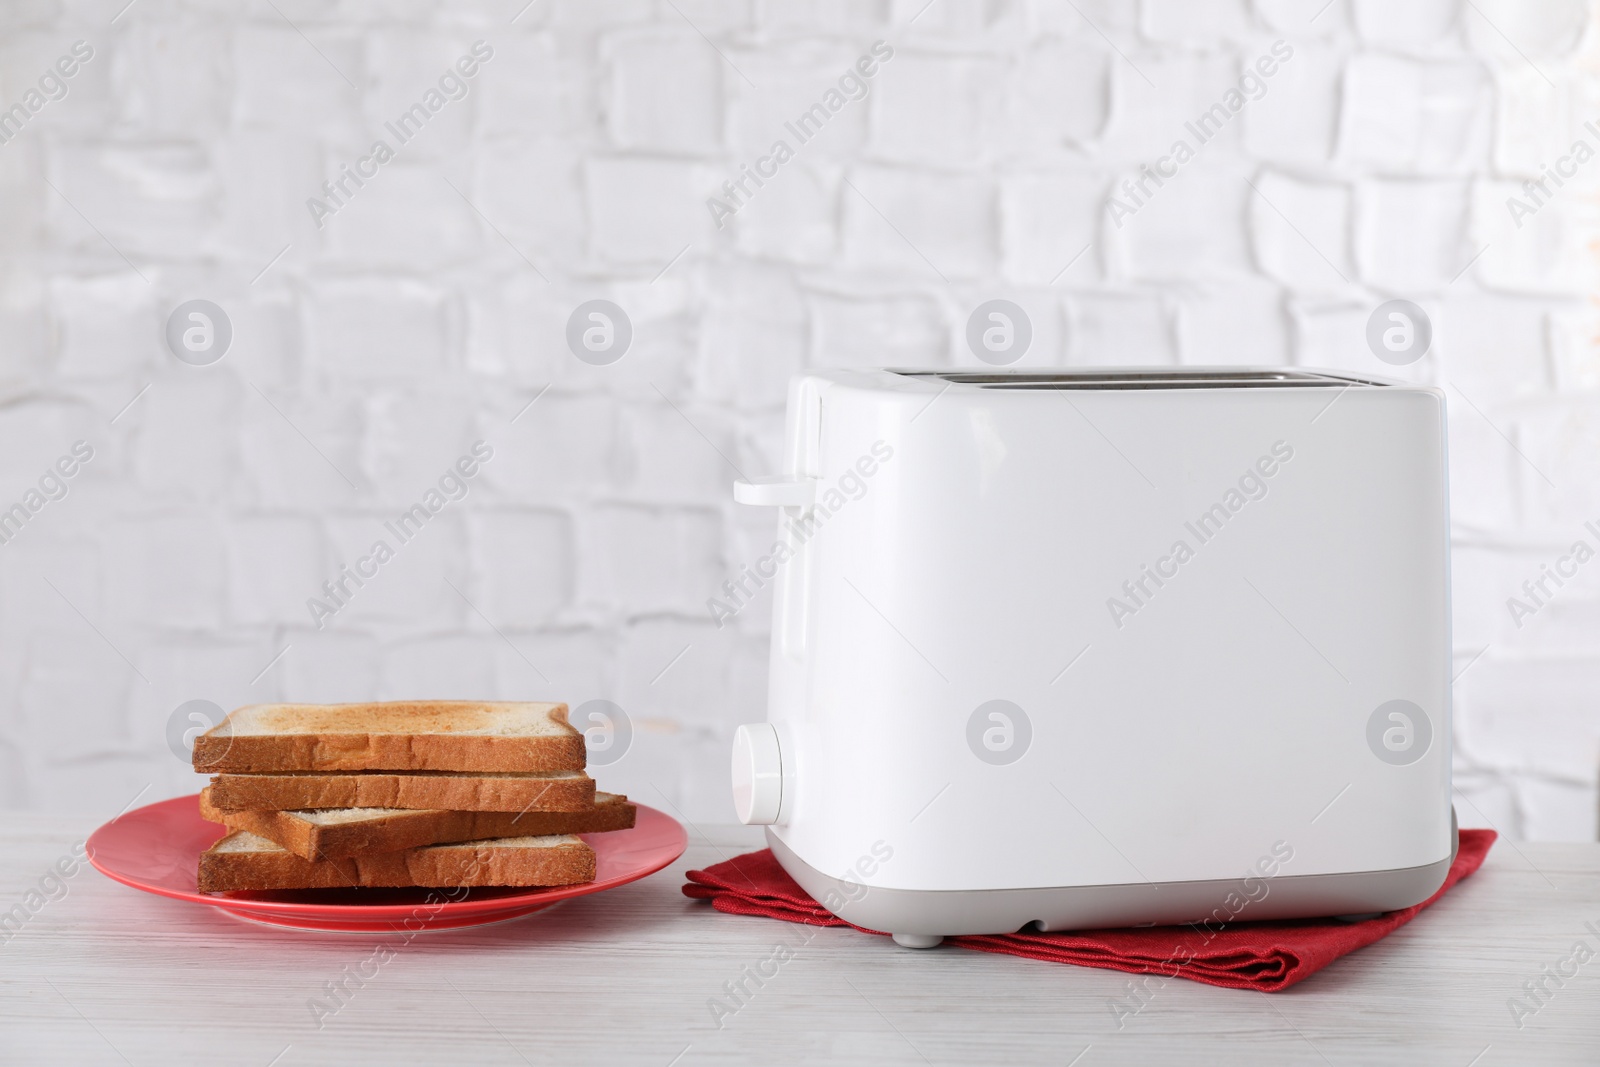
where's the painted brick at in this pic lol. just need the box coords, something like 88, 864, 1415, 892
225, 515, 327, 626
999, 169, 1105, 286
1248, 171, 1353, 293
1350, 0, 1462, 47
585, 156, 720, 265
213, 131, 325, 256
1444, 406, 1520, 530
728, 162, 839, 265
362, 29, 485, 162
1338, 55, 1491, 173
1469, 178, 1585, 297
604, 30, 723, 153
1174, 279, 1289, 365
29, 755, 170, 818
232, 26, 367, 142
0, 32, 113, 140
725, 42, 872, 164
1033, 0, 1141, 36
1241, 43, 1344, 166
45, 143, 212, 262
841, 166, 996, 280
125, 638, 285, 750
695, 268, 805, 408
306, 276, 452, 379
1141, 0, 1253, 43
900, 0, 1027, 36
869, 53, 1005, 166
103, 514, 227, 630
48, 274, 161, 380
756, 0, 890, 33
1434, 293, 1552, 399
225, 291, 307, 392
1, 1, 1595, 837
1111, 164, 1254, 282
487, 628, 607, 700
131, 374, 243, 500
238, 391, 367, 509
1470, 532, 1600, 657
1520, 777, 1597, 842
617, 401, 742, 505
19, 628, 132, 763
474, 139, 586, 267
0, 2, 60, 31
1065, 292, 1177, 365
546, 0, 656, 30
1490, 70, 1588, 178
1008, 39, 1112, 148
951, 291, 1066, 370
1464, 0, 1589, 63
479, 393, 621, 501
0, 275, 49, 386
1451, 772, 1519, 835
320, 510, 468, 628
1456, 658, 1600, 784
578, 505, 723, 615
479, 34, 596, 139
614, 617, 731, 727
114, 23, 233, 139
1097, 51, 1243, 164
1354, 179, 1472, 292
1507, 399, 1600, 531
0, 535, 103, 651
807, 291, 946, 368
668, 0, 754, 33
0, 396, 105, 484
279, 631, 386, 704
360, 389, 481, 508
1550, 308, 1600, 391
466, 276, 585, 389
1286, 296, 1437, 378
465, 509, 574, 628
378, 634, 498, 698
322, 164, 484, 269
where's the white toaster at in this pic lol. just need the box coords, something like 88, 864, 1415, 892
729, 368, 1454, 948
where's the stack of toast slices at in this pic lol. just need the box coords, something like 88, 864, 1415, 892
192, 701, 635, 894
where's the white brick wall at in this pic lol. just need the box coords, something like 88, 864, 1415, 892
1, 0, 1597, 840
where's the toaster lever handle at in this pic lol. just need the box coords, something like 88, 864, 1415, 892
734, 476, 815, 507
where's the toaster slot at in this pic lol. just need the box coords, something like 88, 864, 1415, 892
893, 369, 1389, 389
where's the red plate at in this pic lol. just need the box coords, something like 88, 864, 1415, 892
88, 794, 688, 932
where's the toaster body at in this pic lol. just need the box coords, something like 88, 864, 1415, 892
731, 369, 1453, 944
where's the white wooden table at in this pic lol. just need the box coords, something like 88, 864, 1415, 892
2, 814, 1597, 1065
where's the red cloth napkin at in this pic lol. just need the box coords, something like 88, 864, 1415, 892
683, 829, 1495, 992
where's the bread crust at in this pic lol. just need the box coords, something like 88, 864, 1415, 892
198, 788, 636, 859
206, 771, 595, 813
192, 701, 585, 774
197, 832, 597, 893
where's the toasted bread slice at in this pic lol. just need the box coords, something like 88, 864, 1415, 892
197, 831, 596, 893
197, 787, 636, 860
192, 701, 585, 774
206, 770, 594, 813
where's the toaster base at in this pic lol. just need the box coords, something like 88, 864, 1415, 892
767, 824, 1457, 939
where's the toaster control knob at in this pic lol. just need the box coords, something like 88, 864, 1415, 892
731, 723, 783, 825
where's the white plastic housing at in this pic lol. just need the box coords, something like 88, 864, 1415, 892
741, 368, 1453, 902
731, 723, 783, 825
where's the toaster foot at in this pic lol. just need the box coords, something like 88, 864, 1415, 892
891, 933, 943, 950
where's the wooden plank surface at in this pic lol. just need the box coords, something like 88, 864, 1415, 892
1, 814, 1597, 1065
